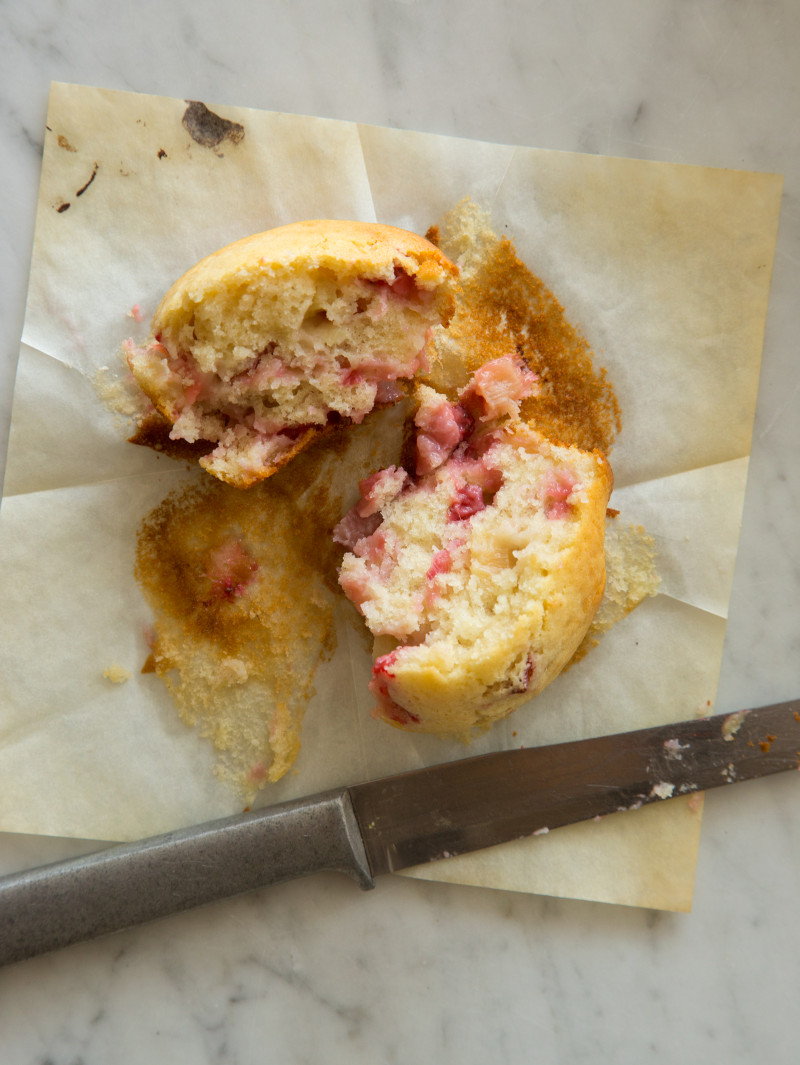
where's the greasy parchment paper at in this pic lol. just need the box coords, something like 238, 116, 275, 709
0, 83, 782, 912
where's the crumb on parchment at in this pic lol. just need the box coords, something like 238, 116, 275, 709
103, 665, 131, 684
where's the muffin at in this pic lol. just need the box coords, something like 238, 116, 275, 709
126, 220, 457, 487
334, 355, 612, 736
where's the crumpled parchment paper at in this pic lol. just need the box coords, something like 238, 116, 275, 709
0, 83, 782, 911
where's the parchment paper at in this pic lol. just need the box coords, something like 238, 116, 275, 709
0, 83, 782, 911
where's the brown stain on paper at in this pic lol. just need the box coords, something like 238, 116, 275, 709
75, 163, 99, 197
52, 161, 100, 214
135, 417, 396, 797
426, 206, 621, 455
182, 101, 245, 150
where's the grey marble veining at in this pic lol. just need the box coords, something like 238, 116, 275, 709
1, 1, 799, 1062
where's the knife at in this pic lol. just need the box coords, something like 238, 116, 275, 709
1, 697, 798, 967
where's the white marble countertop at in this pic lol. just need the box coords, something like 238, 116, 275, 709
1, 2, 798, 1062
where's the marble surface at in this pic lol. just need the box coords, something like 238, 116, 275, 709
1, 1, 798, 1062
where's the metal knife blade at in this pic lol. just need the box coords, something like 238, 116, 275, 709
349, 697, 800, 875
0, 697, 797, 967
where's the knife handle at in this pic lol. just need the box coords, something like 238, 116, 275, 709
0, 789, 374, 967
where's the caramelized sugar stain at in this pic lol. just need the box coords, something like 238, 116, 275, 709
129, 412, 215, 463
136, 461, 339, 795
427, 206, 621, 456
135, 412, 403, 797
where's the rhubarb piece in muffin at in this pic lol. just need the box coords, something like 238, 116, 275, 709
126, 220, 457, 487
333, 355, 612, 737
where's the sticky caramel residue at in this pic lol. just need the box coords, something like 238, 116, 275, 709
426, 200, 621, 455
135, 410, 405, 797
129, 412, 215, 463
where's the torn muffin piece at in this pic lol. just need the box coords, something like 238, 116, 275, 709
334, 355, 612, 737
126, 219, 458, 487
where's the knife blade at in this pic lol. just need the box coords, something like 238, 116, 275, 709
1, 697, 798, 966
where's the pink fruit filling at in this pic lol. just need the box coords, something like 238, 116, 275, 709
514, 654, 537, 694
332, 467, 409, 553
451, 451, 504, 494
415, 395, 473, 475
423, 540, 466, 609
355, 466, 410, 517
202, 538, 259, 604
127, 271, 436, 473
369, 651, 421, 726
541, 469, 578, 519
425, 547, 456, 581
352, 527, 398, 567
247, 762, 268, 784
414, 354, 535, 476
447, 482, 485, 522
385, 270, 419, 301
332, 509, 382, 552
460, 353, 539, 422
336, 525, 402, 611
357, 268, 431, 319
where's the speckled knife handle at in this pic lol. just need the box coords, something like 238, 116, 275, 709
0, 789, 374, 967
